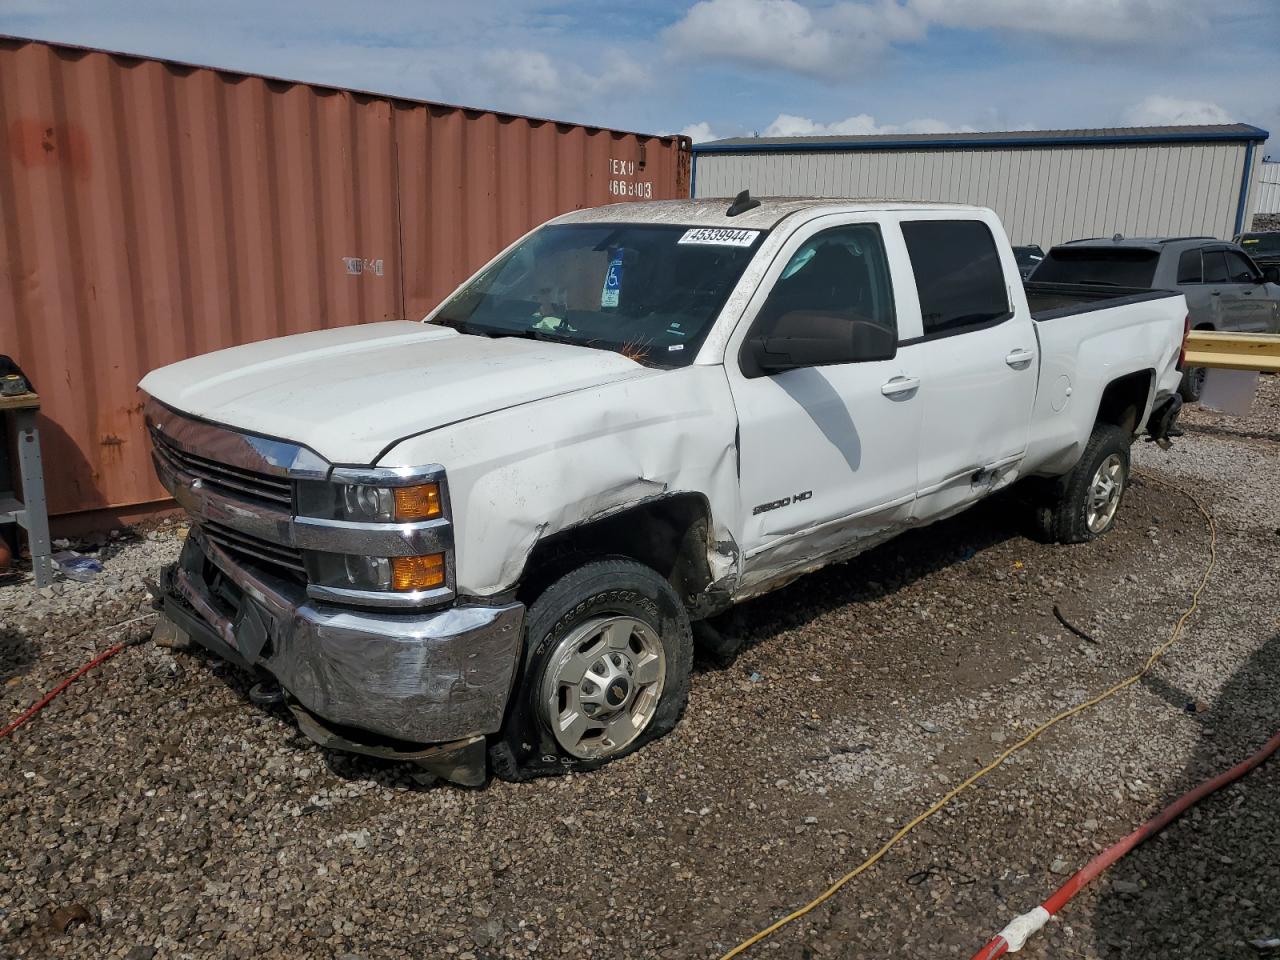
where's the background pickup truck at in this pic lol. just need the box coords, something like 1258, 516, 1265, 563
142, 197, 1187, 785
1031, 235, 1280, 401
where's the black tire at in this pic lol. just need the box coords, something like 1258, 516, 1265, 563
1032, 423, 1131, 545
489, 558, 693, 782
1178, 365, 1205, 403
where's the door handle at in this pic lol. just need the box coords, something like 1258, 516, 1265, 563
1211, 290, 1221, 296
881, 376, 920, 397
1005, 348, 1036, 367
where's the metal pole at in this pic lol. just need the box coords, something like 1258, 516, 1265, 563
14, 408, 53, 586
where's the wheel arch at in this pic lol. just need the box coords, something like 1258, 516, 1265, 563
514, 491, 733, 618
1094, 368, 1156, 437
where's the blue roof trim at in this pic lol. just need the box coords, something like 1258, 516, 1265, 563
693, 127, 1271, 154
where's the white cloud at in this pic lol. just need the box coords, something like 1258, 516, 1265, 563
666, 0, 924, 79
1123, 95, 1234, 126
679, 121, 721, 142
912, 0, 1218, 44
666, 0, 1247, 79
763, 112, 974, 136
476, 48, 650, 118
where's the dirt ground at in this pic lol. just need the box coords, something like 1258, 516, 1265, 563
2, 377, 1278, 960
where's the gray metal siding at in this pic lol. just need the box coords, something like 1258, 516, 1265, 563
1254, 163, 1280, 216
694, 142, 1250, 247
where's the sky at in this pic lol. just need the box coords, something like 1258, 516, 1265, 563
2, 0, 1276, 155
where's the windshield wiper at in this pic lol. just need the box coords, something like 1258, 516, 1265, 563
458, 323, 584, 346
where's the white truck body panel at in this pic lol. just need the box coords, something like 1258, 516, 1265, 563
140, 320, 650, 464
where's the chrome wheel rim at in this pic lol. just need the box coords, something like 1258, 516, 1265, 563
539, 615, 666, 760
1086, 453, 1125, 533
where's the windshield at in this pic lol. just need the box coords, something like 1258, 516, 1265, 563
1030, 246, 1159, 287
432, 223, 765, 367
1238, 232, 1280, 258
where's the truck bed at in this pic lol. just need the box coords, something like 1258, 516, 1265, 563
1024, 281, 1181, 321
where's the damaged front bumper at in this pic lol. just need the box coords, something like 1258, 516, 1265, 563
160, 531, 524, 785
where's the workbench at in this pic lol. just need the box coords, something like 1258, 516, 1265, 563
0, 392, 53, 586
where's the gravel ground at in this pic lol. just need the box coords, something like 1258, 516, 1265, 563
2, 377, 1278, 960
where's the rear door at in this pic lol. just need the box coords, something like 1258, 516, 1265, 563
895, 215, 1039, 521
1200, 247, 1242, 330
1173, 247, 1219, 329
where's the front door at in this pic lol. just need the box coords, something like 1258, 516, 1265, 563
1222, 249, 1278, 332
727, 219, 923, 590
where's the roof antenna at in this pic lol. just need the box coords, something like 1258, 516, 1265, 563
726, 189, 761, 218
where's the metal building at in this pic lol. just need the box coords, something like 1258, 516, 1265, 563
1253, 161, 1280, 217
693, 125, 1269, 248
0, 36, 690, 525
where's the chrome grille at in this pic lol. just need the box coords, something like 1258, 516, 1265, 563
203, 521, 306, 580
151, 428, 293, 506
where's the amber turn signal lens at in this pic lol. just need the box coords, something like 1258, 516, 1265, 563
391, 553, 446, 591
393, 483, 442, 521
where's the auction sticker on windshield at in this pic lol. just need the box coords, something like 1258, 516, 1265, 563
678, 228, 760, 247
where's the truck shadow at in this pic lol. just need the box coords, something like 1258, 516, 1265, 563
1090, 632, 1280, 956
182, 648, 448, 792
695, 483, 1036, 670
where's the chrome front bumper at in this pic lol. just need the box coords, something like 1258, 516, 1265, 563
162, 531, 524, 747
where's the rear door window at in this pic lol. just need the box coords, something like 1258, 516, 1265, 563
1031, 247, 1159, 288
1176, 249, 1202, 284
1202, 250, 1230, 284
901, 220, 1010, 337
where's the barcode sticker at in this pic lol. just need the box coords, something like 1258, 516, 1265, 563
678, 227, 760, 247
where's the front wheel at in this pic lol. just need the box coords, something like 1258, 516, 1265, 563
1032, 424, 1131, 544
489, 559, 692, 782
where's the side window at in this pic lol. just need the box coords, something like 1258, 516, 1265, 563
1224, 250, 1260, 283
1202, 250, 1230, 284
1176, 249, 1202, 284
755, 223, 897, 342
901, 220, 1011, 337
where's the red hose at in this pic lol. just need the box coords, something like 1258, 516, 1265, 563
972, 728, 1280, 959
0, 642, 127, 740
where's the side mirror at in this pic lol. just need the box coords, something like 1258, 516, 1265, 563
748, 312, 896, 375
1261, 266, 1280, 284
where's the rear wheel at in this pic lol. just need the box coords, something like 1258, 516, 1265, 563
1032, 423, 1131, 544
1178, 365, 1206, 403
490, 558, 692, 782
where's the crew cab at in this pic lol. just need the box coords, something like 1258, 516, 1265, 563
142, 197, 1188, 785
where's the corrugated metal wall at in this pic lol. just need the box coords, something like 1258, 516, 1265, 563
1254, 162, 1280, 216
0, 37, 690, 520
694, 142, 1249, 247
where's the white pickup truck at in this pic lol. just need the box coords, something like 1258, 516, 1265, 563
142, 196, 1187, 785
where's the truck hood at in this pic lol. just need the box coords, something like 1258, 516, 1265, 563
140, 321, 652, 464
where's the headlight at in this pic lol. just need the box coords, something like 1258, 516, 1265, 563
305, 551, 447, 592
298, 480, 443, 523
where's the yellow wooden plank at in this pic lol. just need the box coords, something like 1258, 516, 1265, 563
1183, 332, 1280, 373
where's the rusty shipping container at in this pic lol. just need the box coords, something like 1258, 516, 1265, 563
0, 36, 691, 524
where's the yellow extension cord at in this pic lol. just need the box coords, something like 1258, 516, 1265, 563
718, 473, 1217, 959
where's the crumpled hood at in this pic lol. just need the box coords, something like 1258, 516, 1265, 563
140, 321, 651, 464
